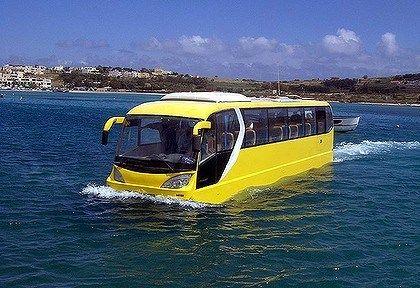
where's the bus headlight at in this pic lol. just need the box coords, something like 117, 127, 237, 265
161, 174, 192, 189
113, 168, 125, 183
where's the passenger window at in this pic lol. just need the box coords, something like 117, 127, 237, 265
304, 108, 316, 136
241, 109, 268, 147
268, 108, 288, 142
316, 108, 326, 134
200, 115, 216, 162
326, 106, 333, 132
216, 110, 240, 152
288, 108, 303, 139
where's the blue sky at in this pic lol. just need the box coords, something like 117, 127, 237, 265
0, 0, 419, 80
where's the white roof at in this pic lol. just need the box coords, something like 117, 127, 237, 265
161, 92, 251, 103
249, 96, 299, 102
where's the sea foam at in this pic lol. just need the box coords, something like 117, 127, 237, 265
334, 140, 420, 163
80, 184, 208, 208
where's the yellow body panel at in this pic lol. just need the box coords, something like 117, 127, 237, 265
107, 166, 197, 199
107, 130, 334, 204
190, 130, 333, 204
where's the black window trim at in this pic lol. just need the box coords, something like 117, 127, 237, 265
238, 105, 333, 149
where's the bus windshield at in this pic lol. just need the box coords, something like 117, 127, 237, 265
115, 115, 199, 173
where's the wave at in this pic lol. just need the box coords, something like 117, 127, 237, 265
80, 184, 208, 209
334, 140, 420, 163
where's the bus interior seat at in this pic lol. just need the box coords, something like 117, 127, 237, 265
270, 126, 283, 141
218, 132, 235, 150
317, 122, 325, 133
244, 128, 256, 146
206, 137, 216, 154
289, 125, 299, 139
305, 123, 312, 136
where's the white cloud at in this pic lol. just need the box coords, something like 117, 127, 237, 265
238, 37, 277, 52
322, 28, 362, 55
146, 37, 163, 50
56, 38, 110, 49
380, 32, 398, 56
178, 35, 223, 55
38, 31, 419, 80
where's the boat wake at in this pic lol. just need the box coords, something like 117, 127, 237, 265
334, 140, 420, 163
80, 184, 209, 209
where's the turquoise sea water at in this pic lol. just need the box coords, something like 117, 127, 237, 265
0, 91, 419, 287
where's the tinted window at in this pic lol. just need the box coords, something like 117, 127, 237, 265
316, 108, 326, 134
326, 106, 333, 132
241, 109, 268, 147
288, 108, 303, 139
268, 108, 288, 142
304, 108, 316, 136
216, 110, 240, 152
115, 116, 198, 173
139, 118, 162, 144
200, 115, 216, 162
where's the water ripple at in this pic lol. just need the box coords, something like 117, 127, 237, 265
334, 140, 420, 162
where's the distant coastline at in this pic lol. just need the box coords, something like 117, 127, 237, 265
67, 90, 165, 96
2, 88, 419, 107
0, 88, 165, 96
358, 101, 420, 107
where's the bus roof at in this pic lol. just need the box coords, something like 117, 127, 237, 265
127, 92, 330, 119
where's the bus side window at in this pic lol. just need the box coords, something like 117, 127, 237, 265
325, 106, 333, 132
216, 110, 240, 152
241, 108, 268, 147
200, 115, 216, 162
288, 108, 303, 139
316, 107, 326, 134
268, 108, 288, 142
304, 108, 316, 136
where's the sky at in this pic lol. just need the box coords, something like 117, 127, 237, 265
0, 0, 419, 80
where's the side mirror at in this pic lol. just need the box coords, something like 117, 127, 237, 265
101, 116, 125, 145
192, 121, 211, 152
101, 130, 110, 145
193, 121, 211, 136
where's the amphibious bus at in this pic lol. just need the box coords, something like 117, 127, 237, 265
101, 92, 334, 204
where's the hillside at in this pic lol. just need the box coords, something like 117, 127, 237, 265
46, 67, 420, 104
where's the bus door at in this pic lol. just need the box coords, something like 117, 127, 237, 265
196, 110, 241, 189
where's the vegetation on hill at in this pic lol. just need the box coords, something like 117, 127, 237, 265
50, 68, 419, 104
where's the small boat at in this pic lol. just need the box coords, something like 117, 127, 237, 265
333, 116, 360, 132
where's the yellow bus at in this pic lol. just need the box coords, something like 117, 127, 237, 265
101, 92, 334, 204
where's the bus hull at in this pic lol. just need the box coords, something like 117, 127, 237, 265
107, 130, 334, 205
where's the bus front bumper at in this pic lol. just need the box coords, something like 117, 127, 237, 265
106, 177, 193, 200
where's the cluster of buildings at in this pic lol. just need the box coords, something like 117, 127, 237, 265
0, 64, 177, 91
49, 65, 174, 78
0, 65, 52, 90
107, 67, 173, 78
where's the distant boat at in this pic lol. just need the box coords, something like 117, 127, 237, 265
334, 116, 360, 132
